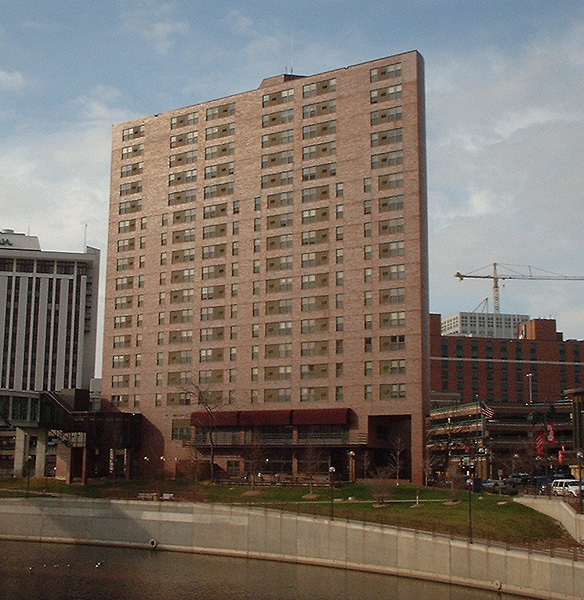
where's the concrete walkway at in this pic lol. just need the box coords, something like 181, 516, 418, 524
515, 495, 584, 545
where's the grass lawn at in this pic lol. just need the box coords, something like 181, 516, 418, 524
0, 477, 574, 548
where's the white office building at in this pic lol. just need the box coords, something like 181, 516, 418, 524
0, 229, 99, 391
441, 311, 530, 339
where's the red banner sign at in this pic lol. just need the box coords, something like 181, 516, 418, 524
535, 433, 545, 455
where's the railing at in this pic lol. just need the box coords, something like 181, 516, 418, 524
348, 431, 367, 445
522, 485, 584, 515
193, 432, 349, 447
49, 429, 86, 448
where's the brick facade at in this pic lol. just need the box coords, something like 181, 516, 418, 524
431, 314, 584, 405
103, 52, 429, 482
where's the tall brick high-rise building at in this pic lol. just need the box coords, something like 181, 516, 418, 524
103, 51, 429, 482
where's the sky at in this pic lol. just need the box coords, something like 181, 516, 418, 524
1, 0, 583, 375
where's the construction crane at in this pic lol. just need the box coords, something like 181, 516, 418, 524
455, 262, 584, 314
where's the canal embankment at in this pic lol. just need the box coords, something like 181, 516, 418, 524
0, 496, 582, 600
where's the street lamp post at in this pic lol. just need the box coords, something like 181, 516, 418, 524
160, 456, 165, 499
526, 373, 533, 405
347, 451, 355, 483
468, 476, 473, 544
512, 453, 519, 476
329, 466, 336, 520
577, 451, 583, 515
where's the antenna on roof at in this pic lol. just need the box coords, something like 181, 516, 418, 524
83, 223, 87, 249
291, 32, 294, 75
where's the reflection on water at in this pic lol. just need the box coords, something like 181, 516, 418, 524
0, 540, 519, 600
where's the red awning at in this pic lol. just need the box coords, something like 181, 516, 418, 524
190, 410, 239, 427
239, 409, 292, 426
292, 408, 351, 425
191, 408, 351, 427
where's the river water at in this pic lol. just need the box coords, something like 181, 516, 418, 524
0, 540, 523, 600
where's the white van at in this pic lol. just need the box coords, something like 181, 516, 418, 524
566, 482, 584, 497
550, 479, 576, 495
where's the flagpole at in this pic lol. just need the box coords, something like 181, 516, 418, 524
475, 395, 485, 479
544, 408, 549, 486
478, 399, 496, 480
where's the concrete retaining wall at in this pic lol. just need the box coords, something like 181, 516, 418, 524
0, 497, 583, 600
515, 496, 584, 545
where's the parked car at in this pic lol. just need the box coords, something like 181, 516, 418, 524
506, 472, 531, 485
550, 479, 578, 495
482, 479, 516, 495
566, 482, 584, 497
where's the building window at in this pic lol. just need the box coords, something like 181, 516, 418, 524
364, 314, 372, 330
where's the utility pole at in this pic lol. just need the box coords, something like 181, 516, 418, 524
329, 466, 336, 520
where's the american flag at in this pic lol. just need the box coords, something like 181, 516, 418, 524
479, 401, 495, 419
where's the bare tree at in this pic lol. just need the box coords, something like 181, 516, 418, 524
184, 438, 201, 484
182, 379, 226, 484
370, 464, 393, 504
423, 452, 443, 486
449, 462, 465, 503
386, 436, 407, 485
242, 427, 265, 490
361, 449, 373, 480
497, 439, 536, 479
300, 434, 325, 494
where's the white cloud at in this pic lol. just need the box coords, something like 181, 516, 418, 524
0, 86, 135, 253
71, 85, 132, 122
0, 68, 27, 92
226, 9, 254, 34
427, 19, 584, 337
118, 0, 189, 55
0, 87, 135, 377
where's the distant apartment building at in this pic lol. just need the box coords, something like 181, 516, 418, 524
429, 314, 584, 477
102, 51, 429, 482
431, 314, 584, 406
0, 229, 100, 475
441, 311, 530, 339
